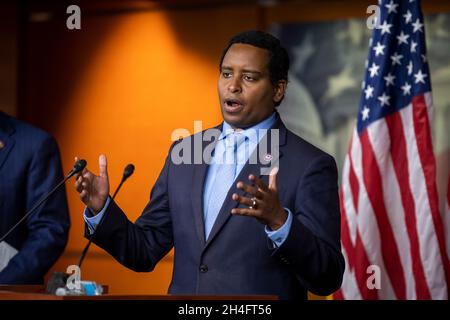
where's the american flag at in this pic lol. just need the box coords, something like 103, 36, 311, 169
335, 0, 450, 299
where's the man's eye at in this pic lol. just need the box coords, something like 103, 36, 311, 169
222, 72, 231, 78
244, 75, 255, 81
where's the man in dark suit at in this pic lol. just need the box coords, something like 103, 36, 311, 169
0, 111, 70, 284
75, 30, 344, 299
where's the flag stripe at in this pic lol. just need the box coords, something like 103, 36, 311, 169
348, 152, 360, 213
446, 175, 450, 261
340, 185, 378, 299
335, 246, 363, 300
351, 128, 396, 298
366, 119, 417, 298
447, 175, 450, 209
344, 132, 359, 246
333, 286, 345, 300
399, 101, 447, 298
412, 94, 450, 293
360, 129, 406, 299
385, 111, 431, 299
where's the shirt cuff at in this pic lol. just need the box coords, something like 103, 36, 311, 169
265, 207, 293, 247
83, 197, 111, 234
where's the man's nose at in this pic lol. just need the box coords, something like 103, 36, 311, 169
228, 78, 242, 93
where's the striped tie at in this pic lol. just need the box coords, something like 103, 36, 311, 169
204, 132, 245, 240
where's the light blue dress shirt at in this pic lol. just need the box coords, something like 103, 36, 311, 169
84, 112, 292, 247
202, 112, 292, 246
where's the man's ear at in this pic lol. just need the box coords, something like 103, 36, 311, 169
273, 80, 287, 104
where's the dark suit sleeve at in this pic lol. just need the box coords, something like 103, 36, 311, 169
87, 149, 174, 272
0, 136, 70, 284
272, 154, 345, 296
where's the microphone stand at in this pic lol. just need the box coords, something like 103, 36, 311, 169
76, 180, 123, 268
77, 164, 134, 268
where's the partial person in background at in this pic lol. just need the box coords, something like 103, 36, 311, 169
0, 111, 70, 284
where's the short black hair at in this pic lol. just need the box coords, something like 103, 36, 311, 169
219, 30, 290, 106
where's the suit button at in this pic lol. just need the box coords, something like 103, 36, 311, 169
199, 264, 208, 273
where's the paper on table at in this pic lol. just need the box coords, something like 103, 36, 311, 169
0, 241, 18, 272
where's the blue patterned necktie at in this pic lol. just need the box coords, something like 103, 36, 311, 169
204, 132, 245, 240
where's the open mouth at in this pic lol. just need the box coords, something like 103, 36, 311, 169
224, 98, 244, 113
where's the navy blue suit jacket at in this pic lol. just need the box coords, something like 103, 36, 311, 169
0, 112, 70, 284
89, 115, 344, 299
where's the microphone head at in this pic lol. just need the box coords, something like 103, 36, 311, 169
73, 159, 87, 174
46, 272, 69, 294
123, 164, 135, 180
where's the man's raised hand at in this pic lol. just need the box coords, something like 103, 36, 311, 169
74, 154, 110, 214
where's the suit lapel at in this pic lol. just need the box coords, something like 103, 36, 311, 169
204, 116, 287, 250
0, 113, 16, 171
191, 163, 208, 247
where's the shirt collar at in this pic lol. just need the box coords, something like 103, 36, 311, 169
219, 112, 277, 141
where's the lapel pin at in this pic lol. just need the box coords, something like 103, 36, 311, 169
263, 153, 272, 162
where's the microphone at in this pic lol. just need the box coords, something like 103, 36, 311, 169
0, 159, 87, 243
111, 164, 135, 199
68, 159, 87, 179
77, 163, 135, 269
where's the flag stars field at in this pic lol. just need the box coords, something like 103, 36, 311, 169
401, 82, 412, 95
414, 69, 427, 84
377, 92, 391, 106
